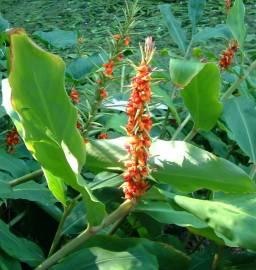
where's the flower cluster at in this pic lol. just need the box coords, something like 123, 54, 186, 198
70, 88, 80, 103
219, 40, 238, 69
98, 133, 108, 139
122, 37, 155, 200
6, 128, 19, 153
226, 0, 231, 12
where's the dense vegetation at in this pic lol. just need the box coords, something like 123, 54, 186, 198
1, 0, 256, 269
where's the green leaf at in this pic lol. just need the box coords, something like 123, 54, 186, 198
174, 193, 256, 251
85, 137, 256, 193
192, 24, 233, 43
89, 172, 123, 190
0, 253, 22, 270
50, 245, 159, 270
0, 15, 9, 32
152, 84, 180, 124
105, 113, 127, 135
62, 201, 87, 235
66, 53, 108, 81
138, 187, 224, 245
11, 182, 56, 205
181, 62, 223, 130
0, 105, 6, 118
170, 58, 204, 88
0, 180, 12, 198
188, 0, 206, 32
136, 200, 206, 229
84, 235, 190, 270
227, 0, 246, 47
0, 219, 44, 266
159, 4, 187, 54
0, 150, 30, 178
33, 29, 78, 49
4, 30, 105, 225
223, 96, 256, 163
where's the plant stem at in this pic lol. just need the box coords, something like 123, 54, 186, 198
159, 109, 170, 139
221, 59, 256, 101
249, 164, 256, 182
172, 59, 256, 142
108, 214, 128, 236
9, 169, 43, 187
184, 126, 197, 142
35, 199, 136, 270
211, 245, 224, 270
48, 198, 78, 257
171, 114, 191, 140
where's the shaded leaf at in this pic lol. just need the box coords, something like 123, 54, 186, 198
66, 53, 108, 81
50, 245, 159, 270
0, 219, 44, 266
85, 137, 255, 193
84, 235, 190, 270
33, 29, 77, 49
188, 0, 206, 32
227, 0, 246, 47
223, 96, 256, 163
192, 24, 233, 43
159, 4, 187, 54
174, 193, 256, 251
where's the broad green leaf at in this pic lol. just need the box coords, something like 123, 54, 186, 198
150, 139, 254, 192
141, 187, 224, 244
0, 179, 12, 198
170, 59, 204, 88
0, 149, 30, 178
66, 53, 108, 81
181, 63, 223, 130
136, 200, 206, 229
62, 201, 87, 235
174, 193, 256, 251
0, 253, 22, 270
227, 0, 246, 47
85, 137, 256, 193
223, 96, 256, 163
50, 245, 159, 270
0, 219, 44, 266
0, 105, 6, 118
4, 30, 105, 225
10, 182, 56, 205
188, 0, 206, 32
33, 29, 78, 49
200, 131, 230, 158
84, 235, 190, 270
105, 113, 127, 135
159, 4, 187, 54
89, 172, 123, 190
192, 24, 233, 43
152, 84, 180, 124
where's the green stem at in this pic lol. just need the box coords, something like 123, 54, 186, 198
108, 214, 128, 236
172, 59, 256, 141
211, 245, 224, 270
9, 169, 43, 187
35, 199, 136, 270
159, 109, 170, 139
184, 126, 197, 142
221, 59, 256, 101
48, 198, 78, 257
249, 164, 256, 182
184, 39, 193, 59
171, 114, 191, 140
